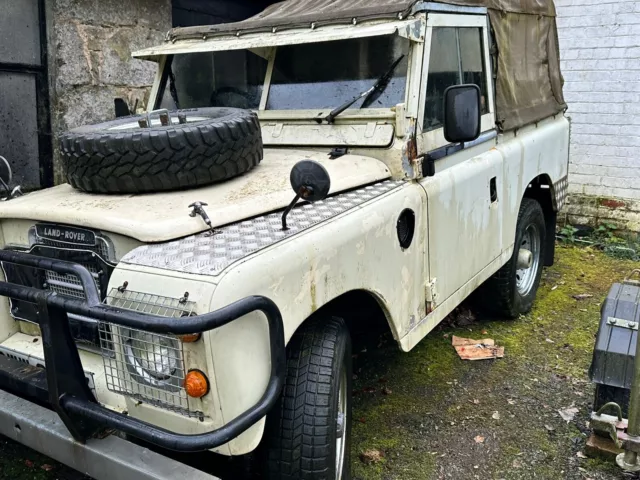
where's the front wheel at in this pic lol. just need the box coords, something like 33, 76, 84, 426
263, 316, 352, 480
482, 198, 547, 318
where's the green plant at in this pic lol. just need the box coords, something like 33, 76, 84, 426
593, 222, 631, 250
559, 224, 578, 243
589, 223, 640, 260
604, 244, 638, 260
557, 222, 640, 260
594, 222, 618, 240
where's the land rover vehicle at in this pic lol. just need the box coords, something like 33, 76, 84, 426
0, 0, 569, 478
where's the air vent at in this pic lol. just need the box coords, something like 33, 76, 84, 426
397, 209, 415, 249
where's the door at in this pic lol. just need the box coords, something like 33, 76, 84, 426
417, 14, 502, 306
0, 0, 52, 190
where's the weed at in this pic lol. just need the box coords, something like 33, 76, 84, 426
559, 224, 579, 243
558, 223, 640, 261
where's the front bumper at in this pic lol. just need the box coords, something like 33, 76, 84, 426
0, 250, 285, 453
0, 389, 219, 480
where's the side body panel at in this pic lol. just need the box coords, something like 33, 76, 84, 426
421, 140, 502, 306
402, 114, 570, 351
414, 11, 502, 341
206, 182, 427, 453
497, 116, 570, 249
398, 10, 570, 350
91, 182, 428, 455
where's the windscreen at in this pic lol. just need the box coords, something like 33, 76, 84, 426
159, 35, 409, 112
160, 50, 268, 110
266, 35, 409, 110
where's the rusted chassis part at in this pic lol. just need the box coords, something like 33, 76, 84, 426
0, 249, 285, 453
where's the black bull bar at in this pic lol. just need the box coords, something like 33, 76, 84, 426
0, 249, 285, 452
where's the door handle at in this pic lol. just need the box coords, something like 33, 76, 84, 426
490, 177, 498, 203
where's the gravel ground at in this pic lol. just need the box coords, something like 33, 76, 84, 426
1, 245, 637, 479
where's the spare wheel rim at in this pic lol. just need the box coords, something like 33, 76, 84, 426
107, 115, 209, 131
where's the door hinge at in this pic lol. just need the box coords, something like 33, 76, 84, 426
425, 278, 437, 313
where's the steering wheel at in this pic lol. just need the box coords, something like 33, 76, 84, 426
210, 87, 255, 109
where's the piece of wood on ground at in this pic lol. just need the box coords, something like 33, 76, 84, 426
585, 433, 623, 460
452, 336, 504, 361
452, 335, 495, 346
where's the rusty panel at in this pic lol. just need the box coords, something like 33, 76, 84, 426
0, 72, 41, 189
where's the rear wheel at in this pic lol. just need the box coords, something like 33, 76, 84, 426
263, 316, 352, 480
482, 198, 547, 318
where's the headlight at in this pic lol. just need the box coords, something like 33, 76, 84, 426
124, 329, 184, 391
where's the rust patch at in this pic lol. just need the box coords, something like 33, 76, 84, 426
19, 365, 42, 375
310, 278, 317, 312
406, 135, 418, 161
586, 433, 623, 460
599, 198, 627, 209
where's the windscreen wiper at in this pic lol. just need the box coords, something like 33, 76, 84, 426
321, 54, 405, 124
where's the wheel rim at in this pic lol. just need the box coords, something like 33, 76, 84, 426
335, 367, 348, 480
107, 115, 208, 131
515, 223, 541, 296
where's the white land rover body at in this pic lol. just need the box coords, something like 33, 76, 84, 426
0, 0, 569, 478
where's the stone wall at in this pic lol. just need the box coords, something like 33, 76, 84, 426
555, 0, 640, 231
46, 0, 172, 183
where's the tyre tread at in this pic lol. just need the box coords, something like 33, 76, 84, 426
481, 198, 546, 318
60, 109, 263, 194
265, 317, 350, 480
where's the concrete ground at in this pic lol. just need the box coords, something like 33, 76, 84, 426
0, 245, 636, 479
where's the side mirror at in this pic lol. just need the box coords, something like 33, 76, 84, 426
443, 84, 481, 144
282, 160, 331, 230
290, 160, 331, 202
114, 98, 131, 118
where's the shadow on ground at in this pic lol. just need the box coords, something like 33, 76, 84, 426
1, 245, 637, 479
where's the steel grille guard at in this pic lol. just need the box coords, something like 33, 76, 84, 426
0, 249, 285, 452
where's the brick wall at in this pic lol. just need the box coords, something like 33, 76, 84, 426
46, 0, 172, 183
555, 0, 640, 231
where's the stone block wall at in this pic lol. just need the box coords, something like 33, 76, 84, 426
555, 0, 640, 231
46, 0, 172, 182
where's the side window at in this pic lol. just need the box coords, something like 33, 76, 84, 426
459, 28, 487, 102
423, 27, 488, 132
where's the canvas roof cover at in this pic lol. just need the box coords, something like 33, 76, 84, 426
167, 0, 566, 130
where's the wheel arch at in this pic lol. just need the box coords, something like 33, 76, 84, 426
523, 173, 557, 266
290, 289, 401, 346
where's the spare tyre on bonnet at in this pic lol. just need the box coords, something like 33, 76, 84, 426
59, 107, 263, 194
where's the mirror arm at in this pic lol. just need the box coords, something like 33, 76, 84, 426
281, 192, 302, 231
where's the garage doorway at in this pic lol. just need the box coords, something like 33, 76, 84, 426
0, 0, 52, 190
